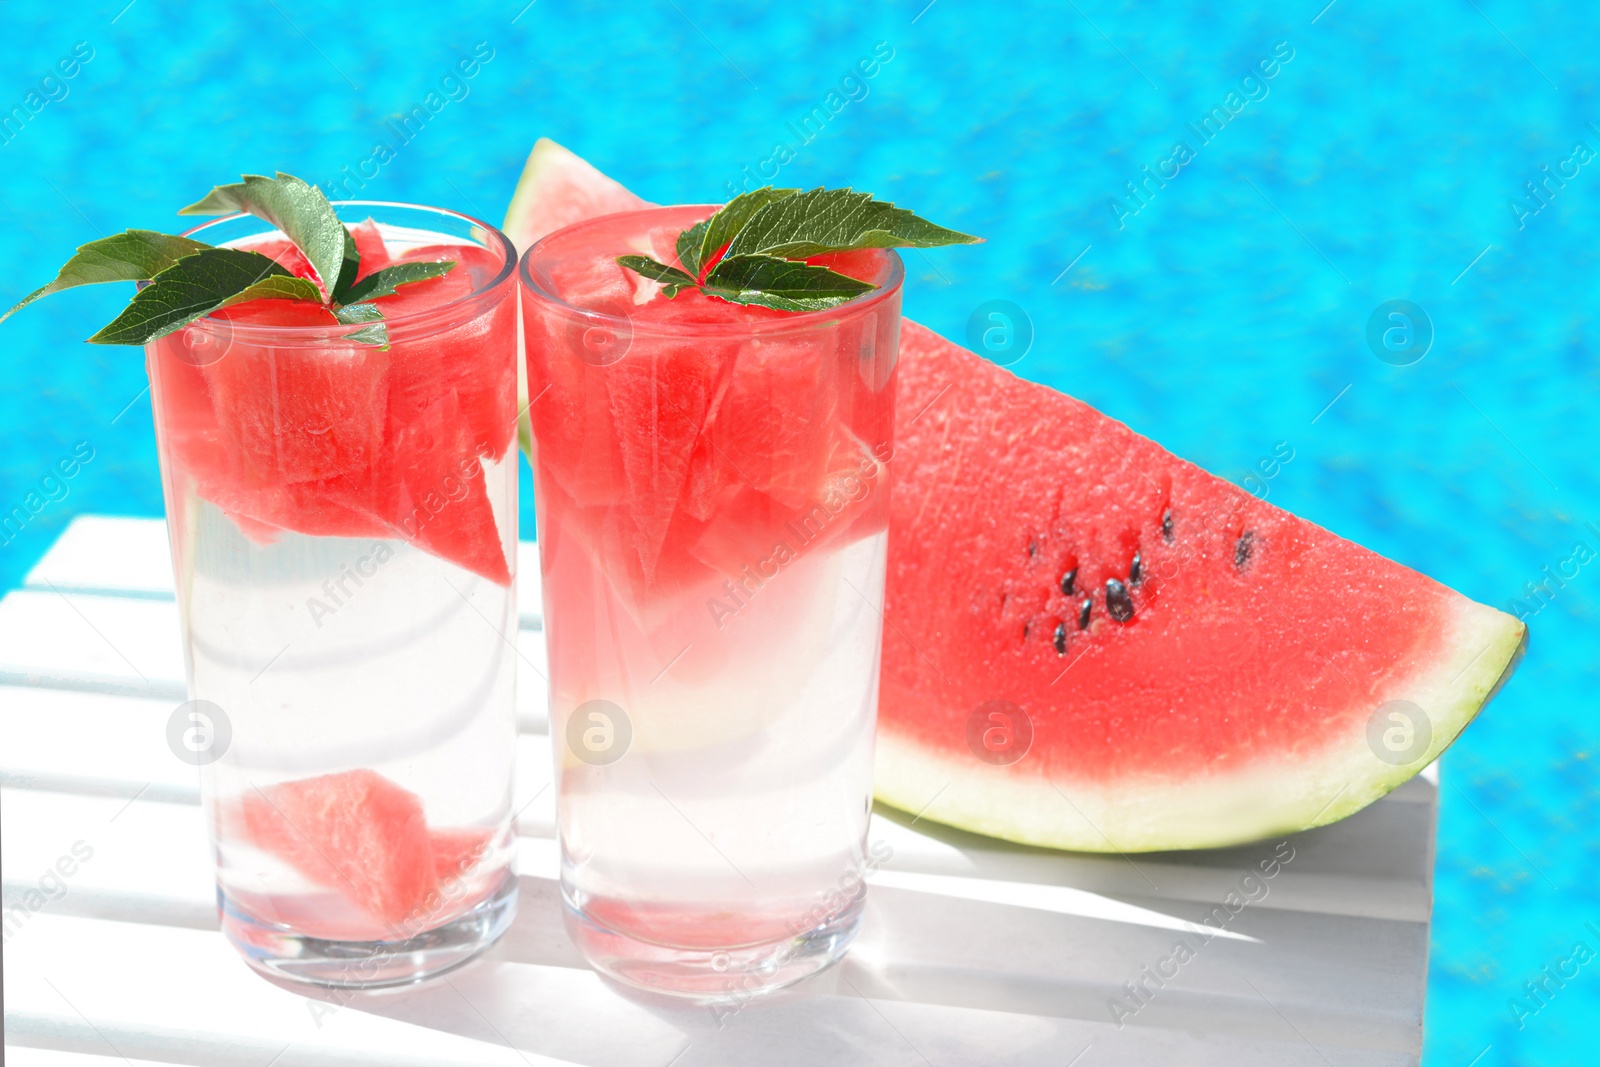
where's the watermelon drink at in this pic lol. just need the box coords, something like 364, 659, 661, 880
520, 206, 903, 998
145, 204, 521, 988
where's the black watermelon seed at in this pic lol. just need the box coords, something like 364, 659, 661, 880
1028, 539, 1038, 559
1053, 621, 1067, 655
1235, 531, 1255, 570
1161, 509, 1174, 543
1129, 552, 1143, 587
1060, 567, 1077, 596
1077, 597, 1092, 629
1106, 578, 1134, 622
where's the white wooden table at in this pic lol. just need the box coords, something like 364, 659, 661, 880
2, 516, 1437, 1066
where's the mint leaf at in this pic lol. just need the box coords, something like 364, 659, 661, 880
701, 253, 876, 312
179, 173, 347, 296
3, 230, 211, 323
333, 302, 388, 346
340, 261, 455, 304
616, 185, 981, 313
724, 188, 980, 259
87, 249, 320, 345
615, 255, 697, 297
331, 226, 362, 304
677, 187, 799, 277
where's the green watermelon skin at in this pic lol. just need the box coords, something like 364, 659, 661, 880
876, 322, 1526, 852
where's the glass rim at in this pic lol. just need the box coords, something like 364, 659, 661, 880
173, 200, 517, 342
517, 204, 907, 335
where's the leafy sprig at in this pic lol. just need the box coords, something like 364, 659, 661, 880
3, 172, 454, 347
619, 186, 980, 311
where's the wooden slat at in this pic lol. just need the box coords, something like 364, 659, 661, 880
22, 516, 176, 601
2, 1047, 195, 1067
0, 595, 549, 732
23, 516, 544, 630
0, 591, 186, 700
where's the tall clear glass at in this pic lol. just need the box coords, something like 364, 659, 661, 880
146, 203, 521, 988
519, 206, 902, 1000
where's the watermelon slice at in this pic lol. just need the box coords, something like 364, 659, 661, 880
231, 769, 499, 937
501, 143, 1525, 851
236, 769, 439, 931
875, 323, 1526, 851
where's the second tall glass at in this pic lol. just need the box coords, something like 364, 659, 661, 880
520, 206, 903, 999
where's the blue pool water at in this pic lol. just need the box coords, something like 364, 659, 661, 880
1, 2, 1594, 1059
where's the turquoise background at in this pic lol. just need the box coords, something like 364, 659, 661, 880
0, 1, 1594, 1060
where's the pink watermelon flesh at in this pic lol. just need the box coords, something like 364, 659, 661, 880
429, 826, 496, 882
876, 322, 1526, 851
148, 226, 513, 585
349, 219, 391, 279
237, 769, 439, 931
522, 205, 895, 602
232, 770, 497, 939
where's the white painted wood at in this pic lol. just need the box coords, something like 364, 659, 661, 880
2, 1048, 194, 1067
0, 594, 549, 731
23, 516, 176, 601
2, 517, 1436, 1065
23, 516, 544, 630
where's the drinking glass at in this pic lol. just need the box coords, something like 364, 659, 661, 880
146, 202, 521, 987
519, 205, 902, 999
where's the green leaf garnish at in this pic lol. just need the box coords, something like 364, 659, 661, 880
5, 170, 475, 347
676, 187, 798, 278
701, 254, 876, 312
340, 261, 455, 304
615, 255, 697, 297
179, 173, 347, 295
724, 188, 981, 260
2, 230, 211, 323
87, 249, 321, 345
333, 302, 389, 347
617, 186, 980, 312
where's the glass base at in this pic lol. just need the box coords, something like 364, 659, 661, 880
562, 885, 862, 1004
220, 871, 518, 989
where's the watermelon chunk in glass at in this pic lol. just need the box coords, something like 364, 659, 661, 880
147, 223, 514, 584
236, 769, 440, 931
429, 826, 496, 882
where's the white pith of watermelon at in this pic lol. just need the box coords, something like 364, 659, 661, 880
501, 143, 1527, 853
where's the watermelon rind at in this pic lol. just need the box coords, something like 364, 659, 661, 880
874, 575, 1527, 854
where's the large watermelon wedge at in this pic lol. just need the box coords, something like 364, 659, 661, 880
501, 143, 1526, 852
878, 323, 1524, 850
